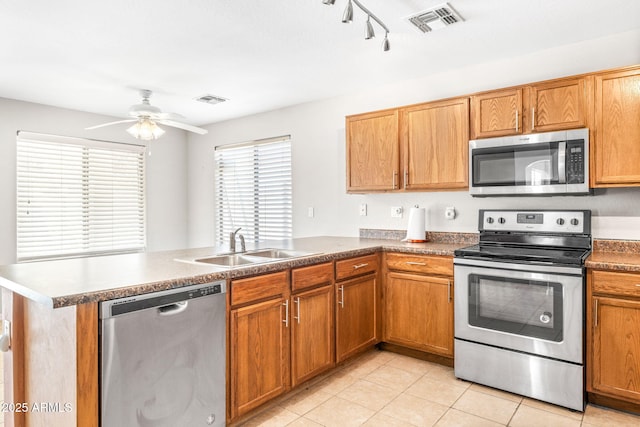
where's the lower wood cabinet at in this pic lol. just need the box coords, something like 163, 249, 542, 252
384, 253, 454, 357
229, 272, 290, 419
588, 269, 640, 411
291, 262, 335, 387
335, 274, 378, 362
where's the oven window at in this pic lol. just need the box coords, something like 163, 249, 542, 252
468, 274, 563, 341
472, 142, 560, 187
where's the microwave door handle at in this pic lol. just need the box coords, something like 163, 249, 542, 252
558, 141, 567, 184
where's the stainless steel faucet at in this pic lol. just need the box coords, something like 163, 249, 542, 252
229, 227, 246, 253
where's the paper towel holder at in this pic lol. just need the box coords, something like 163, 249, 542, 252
403, 204, 428, 243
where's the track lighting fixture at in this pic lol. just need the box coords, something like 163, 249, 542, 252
323, 0, 390, 51
342, 0, 354, 23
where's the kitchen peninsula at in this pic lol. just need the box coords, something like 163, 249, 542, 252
0, 235, 471, 426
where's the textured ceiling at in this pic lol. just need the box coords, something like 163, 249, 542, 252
1, 0, 639, 126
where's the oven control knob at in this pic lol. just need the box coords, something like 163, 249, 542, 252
557, 218, 565, 225
486, 217, 494, 224
540, 312, 552, 324
570, 218, 579, 226
498, 217, 506, 224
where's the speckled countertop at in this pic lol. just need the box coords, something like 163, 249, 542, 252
0, 235, 474, 309
586, 239, 640, 273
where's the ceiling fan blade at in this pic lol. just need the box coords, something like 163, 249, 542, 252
85, 119, 137, 130
158, 119, 208, 135
155, 112, 185, 120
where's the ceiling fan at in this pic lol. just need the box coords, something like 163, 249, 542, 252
85, 89, 208, 140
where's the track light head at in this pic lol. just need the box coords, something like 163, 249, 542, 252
322, 0, 336, 4
342, 0, 353, 23
365, 15, 375, 39
382, 32, 390, 51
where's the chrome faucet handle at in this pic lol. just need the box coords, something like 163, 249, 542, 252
238, 234, 246, 252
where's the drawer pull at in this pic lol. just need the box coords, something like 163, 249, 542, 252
636, 284, 640, 287
406, 261, 426, 266
353, 263, 369, 270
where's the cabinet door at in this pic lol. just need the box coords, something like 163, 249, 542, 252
528, 78, 588, 133
230, 297, 290, 418
591, 296, 640, 402
470, 88, 522, 139
346, 109, 399, 192
401, 97, 469, 190
336, 274, 378, 362
385, 272, 453, 356
592, 68, 640, 187
291, 286, 335, 387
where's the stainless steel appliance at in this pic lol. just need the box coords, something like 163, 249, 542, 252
454, 210, 591, 411
100, 281, 227, 427
469, 128, 589, 196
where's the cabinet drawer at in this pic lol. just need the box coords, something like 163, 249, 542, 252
592, 270, 640, 298
292, 262, 334, 292
335, 254, 378, 281
231, 271, 289, 306
386, 253, 453, 276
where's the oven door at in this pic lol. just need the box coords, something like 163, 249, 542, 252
454, 258, 584, 363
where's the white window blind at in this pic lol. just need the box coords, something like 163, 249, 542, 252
16, 131, 146, 261
214, 135, 292, 246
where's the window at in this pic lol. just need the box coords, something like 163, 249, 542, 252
16, 131, 146, 261
214, 135, 292, 246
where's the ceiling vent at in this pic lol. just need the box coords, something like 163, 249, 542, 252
195, 94, 228, 105
406, 2, 464, 33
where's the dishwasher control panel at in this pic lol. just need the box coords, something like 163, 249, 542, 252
100, 280, 227, 318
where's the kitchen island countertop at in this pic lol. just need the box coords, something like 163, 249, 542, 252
0, 236, 470, 308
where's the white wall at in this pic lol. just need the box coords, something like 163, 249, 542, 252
0, 98, 189, 265
187, 29, 640, 247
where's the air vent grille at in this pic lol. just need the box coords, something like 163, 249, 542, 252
196, 94, 228, 105
406, 2, 464, 33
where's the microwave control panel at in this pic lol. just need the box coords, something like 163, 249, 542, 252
566, 140, 585, 184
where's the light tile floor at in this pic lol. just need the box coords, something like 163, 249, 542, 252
240, 349, 640, 427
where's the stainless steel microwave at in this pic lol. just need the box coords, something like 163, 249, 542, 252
469, 128, 590, 196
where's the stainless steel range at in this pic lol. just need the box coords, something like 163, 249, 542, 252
454, 209, 591, 411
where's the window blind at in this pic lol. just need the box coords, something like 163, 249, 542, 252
16, 131, 146, 261
214, 136, 292, 246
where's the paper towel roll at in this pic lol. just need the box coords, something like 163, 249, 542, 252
404, 206, 426, 242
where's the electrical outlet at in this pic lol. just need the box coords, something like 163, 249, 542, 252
445, 206, 456, 220
359, 203, 367, 216
391, 206, 403, 218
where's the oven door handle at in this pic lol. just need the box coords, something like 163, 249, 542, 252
558, 141, 567, 184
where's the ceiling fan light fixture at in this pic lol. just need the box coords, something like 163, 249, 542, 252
127, 117, 165, 140
382, 32, 390, 51
342, 0, 353, 23
322, 0, 336, 5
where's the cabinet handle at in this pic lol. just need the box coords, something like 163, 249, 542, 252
339, 285, 345, 308
283, 300, 289, 328
447, 280, 452, 303
594, 299, 598, 328
405, 261, 426, 266
515, 109, 519, 133
404, 170, 408, 189
635, 284, 640, 287
294, 297, 301, 324
353, 263, 369, 270
531, 107, 535, 131
392, 171, 398, 189
0, 320, 11, 352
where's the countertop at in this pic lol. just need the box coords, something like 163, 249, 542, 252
586, 239, 640, 273
0, 236, 469, 309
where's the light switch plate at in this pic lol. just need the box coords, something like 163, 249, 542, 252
308, 207, 314, 218
359, 204, 367, 216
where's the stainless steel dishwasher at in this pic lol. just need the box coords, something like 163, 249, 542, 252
100, 281, 226, 427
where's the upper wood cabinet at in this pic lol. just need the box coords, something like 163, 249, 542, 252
592, 67, 640, 187
346, 109, 399, 192
470, 88, 523, 139
401, 97, 469, 190
470, 77, 591, 139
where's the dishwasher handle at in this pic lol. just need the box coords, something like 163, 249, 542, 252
157, 301, 189, 316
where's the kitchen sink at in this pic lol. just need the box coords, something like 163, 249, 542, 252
245, 248, 316, 259
176, 248, 320, 267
